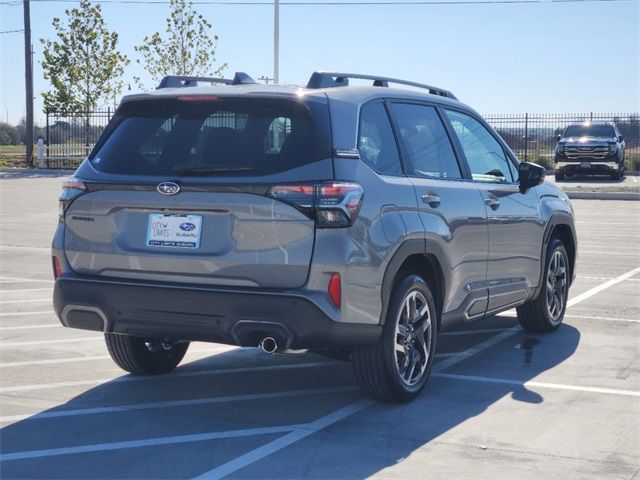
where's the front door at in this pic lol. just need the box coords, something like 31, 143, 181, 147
443, 109, 544, 315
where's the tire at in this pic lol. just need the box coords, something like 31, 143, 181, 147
104, 333, 190, 375
516, 238, 569, 333
352, 275, 438, 403
555, 171, 565, 181
611, 169, 621, 181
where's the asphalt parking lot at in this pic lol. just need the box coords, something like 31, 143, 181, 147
0, 172, 639, 479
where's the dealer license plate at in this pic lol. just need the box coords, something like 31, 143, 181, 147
146, 214, 202, 248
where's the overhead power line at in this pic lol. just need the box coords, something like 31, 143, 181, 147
0, 28, 25, 33
2, 0, 636, 4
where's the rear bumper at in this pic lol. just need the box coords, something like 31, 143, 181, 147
53, 274, 381, 349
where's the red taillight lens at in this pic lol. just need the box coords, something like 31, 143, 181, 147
59, 176, 88, 221
328, 273, 341, 308
268, 182, 364, 228
52, 256, 63, 280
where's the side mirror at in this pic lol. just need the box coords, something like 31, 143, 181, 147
519, 162, 546, 193
556, 134, 562, 142
618, 134, 624, 142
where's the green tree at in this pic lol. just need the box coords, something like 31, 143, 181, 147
40, 0, 129, 115
135, 0, 226, 87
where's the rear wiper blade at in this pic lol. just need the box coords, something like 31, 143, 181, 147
174, 165, 255, 175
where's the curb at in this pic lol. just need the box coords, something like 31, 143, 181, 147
564, 191, 640, 201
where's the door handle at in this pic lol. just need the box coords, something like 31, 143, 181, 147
485, 196, 500, 210
421, 193, 441, 208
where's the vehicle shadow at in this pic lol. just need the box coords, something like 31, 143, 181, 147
0, 321, 580, 479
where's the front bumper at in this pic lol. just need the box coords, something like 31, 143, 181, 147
555, 161, 620, 174
53, 274, 381, 349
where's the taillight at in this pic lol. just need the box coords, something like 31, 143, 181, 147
328, 273, 341, 308
59, 176, 88, 221
268, 182, 364, 228
52, 256, 63, 280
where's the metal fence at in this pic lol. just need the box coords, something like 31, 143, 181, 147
43, 110, 640, 169
43, 110, 113, 168
484, 113, 640, 169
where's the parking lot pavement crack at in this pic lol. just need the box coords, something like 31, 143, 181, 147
427, 440, 640, 469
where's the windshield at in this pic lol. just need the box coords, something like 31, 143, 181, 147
89, 97, 329, 176
563, 124, 615, 138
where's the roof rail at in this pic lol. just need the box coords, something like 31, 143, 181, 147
306, 71, 457, 100
157, 72, 256, 89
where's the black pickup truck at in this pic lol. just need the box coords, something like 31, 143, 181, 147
554, 122, 625, 180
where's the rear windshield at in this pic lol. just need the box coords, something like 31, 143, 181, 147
90, 97, 329, 176
564, 124, 615, 138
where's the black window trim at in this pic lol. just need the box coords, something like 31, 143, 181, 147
356, 98, 407, 178
383, 98, 471, 183
441, 106, 521, 186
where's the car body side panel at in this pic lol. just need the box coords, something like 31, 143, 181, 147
312, 158, 422, 324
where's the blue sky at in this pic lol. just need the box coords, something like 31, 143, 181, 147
1, 0, 638, 125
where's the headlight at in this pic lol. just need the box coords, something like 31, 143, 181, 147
557, 144, 565, 155
608, 143, 617, 154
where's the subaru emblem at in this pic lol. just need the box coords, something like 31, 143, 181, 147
157, 182, 180, 195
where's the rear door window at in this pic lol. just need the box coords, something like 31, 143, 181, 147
357, 102, 403, 176
90, 97, 328, 177
388, 103, 461, 179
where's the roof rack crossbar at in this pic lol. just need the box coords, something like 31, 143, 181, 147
306, 71, 457, 100
157, 72, 256, 89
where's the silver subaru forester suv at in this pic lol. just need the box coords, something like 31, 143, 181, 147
52, 72, 577, 402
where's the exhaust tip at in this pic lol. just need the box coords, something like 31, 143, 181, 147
260, 337, 278, 354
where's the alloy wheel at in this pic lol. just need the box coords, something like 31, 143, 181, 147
394, 290, 432, 386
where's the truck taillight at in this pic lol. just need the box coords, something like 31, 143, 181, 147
268, 182, 364, 228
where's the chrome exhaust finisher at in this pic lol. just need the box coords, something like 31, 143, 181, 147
259, 337, 308, 355
260, 337, 278, 354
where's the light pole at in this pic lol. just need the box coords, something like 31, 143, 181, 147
274, 0, 279, 84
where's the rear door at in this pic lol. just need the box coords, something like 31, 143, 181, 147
387, 101, 490, 321
64, 95, 332, 288
443, 109, 544, 314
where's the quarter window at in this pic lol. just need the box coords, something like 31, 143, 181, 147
388, 103, 461, 179
445, 110, 514, 183
358, 102, 403, 176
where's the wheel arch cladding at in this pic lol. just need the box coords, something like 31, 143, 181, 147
381, 240, 445, 327
549, 223, 576, 286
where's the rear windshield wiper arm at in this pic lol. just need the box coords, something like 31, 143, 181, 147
174, 165, 255, 175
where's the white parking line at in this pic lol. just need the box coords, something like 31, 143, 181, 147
192, 265, 640, 478
0, 355, 112, 368
0, 424, 301, 461
0, 276, 53, 284
0, 362, 337, 394
441, 328, 509, 336
567, 266, 640, 308
564, 314, 640, 324
0, 288, 52, 294
0, 310, 55, 317
0, 298, 51, 305
194, 400, 372, 480
433, 373, 640, 398
0, 323, 58, 331
0, 386, 358, 423
579, 251, 640, 257
577, 275, 640, 282
0, 337, 102, 348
